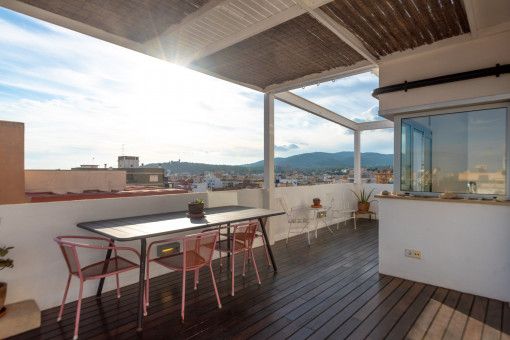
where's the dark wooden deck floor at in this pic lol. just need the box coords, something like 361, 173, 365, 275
10, 220, 509, 339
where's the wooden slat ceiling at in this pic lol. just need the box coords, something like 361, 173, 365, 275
190, 13, 365, 89
7, 0, 471, 92
321, 0, 470, 59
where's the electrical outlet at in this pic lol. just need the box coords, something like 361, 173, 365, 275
405, 248, 422, 259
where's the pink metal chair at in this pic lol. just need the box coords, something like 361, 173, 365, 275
216, 221, 261, 296
144, 230, 221, 322
54, 236, 141, 340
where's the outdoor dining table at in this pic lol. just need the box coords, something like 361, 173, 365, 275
77, 205, 285, 331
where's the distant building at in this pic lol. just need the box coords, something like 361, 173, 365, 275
116, 156, 164, 187
118, 156, 139, 168
374, 169, 394, 184
192, 182, 208, 193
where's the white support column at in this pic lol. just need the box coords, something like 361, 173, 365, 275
263, 93, 275, 243
354, 130, 361, 184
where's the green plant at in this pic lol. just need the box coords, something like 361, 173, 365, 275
0, 246, 13, 270
351, 187, 375, 203
192, 199, 204, 204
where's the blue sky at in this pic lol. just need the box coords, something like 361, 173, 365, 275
0, 8, 393, 170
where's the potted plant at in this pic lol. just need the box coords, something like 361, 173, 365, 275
351, 187, 375, 212
0, 246, 14, 317
188, 198, 205, 216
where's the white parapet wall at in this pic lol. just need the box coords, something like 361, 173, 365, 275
0, 184, 391, 311
0, 190, 248, 310
271, 183, 391, 241
378, 196, 510, 302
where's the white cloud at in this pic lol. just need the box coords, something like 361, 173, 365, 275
0, 9, 393, 169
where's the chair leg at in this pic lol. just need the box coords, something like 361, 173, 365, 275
194, 269, 199, 290
145, 260, 151, 309
209, 265, 222, 309
231, 251, 235, 296
73, 281, 84, 340
181, 270, 186, 322
242, 250, 246, 277
58, 274, 72, 321
286, 223, 292, 245
250, 248, 261, 285
116, 273, 121, 298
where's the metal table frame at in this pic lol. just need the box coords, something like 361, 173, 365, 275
77, 205, 284, 331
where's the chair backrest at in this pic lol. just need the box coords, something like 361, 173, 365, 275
54, 236, 81, 276
232, 221, 259, 249
182, 231, 218, 267
54, 236, 119, 277
277, 197, 290, 215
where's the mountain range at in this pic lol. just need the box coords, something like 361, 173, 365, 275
242, 151, 393, 169
145, 151, 393, 174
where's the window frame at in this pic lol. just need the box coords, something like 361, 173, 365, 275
393, 102, 510, 199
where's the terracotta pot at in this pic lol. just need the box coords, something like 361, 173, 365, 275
358, 202, 370, 212
313, 198, 321, 206
188, 202, 204, 215
0, 282, 6, 316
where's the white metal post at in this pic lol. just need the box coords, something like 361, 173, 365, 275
354, 130, 361, 184
263, 93, 275, 243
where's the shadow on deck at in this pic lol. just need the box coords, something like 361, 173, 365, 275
9, 220, 509, 339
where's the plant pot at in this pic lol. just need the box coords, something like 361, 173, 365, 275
0, 282, 6, 317
358, 202, 370, 212
313, 198, 321, 206
188, 202, 204, 215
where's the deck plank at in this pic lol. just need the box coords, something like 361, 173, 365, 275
6, 219, 508, 340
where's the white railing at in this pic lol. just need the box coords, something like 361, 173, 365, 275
0, 183, 390, 310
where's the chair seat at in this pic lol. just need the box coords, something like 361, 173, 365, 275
152, 251, 207, 271
216, 239, 248, 253
81, 256, 139, 280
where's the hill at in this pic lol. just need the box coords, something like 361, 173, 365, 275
242, 151, 393, 169
145, 152, 393, 174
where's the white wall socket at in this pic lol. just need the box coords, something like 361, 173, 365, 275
405, 248, 422, 259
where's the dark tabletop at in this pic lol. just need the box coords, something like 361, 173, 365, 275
77, 205, 285, 241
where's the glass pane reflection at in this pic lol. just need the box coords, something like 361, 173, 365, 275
401, 108, 506, 195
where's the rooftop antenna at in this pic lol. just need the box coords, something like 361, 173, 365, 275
122, 144, 125, 156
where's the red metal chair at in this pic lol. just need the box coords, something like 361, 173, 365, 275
144, 230, 221, 322
54, 236, 141, 340
216, 221, 261, 296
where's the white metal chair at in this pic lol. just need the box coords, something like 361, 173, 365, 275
327, 198, 357, 230
277, 197, 315, 245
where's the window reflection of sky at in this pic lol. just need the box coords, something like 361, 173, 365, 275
402, 108, 506, 195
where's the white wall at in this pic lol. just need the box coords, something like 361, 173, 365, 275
378, 197, 510, 302
378, 31, 510, 114
0, 191, 246, 310
271, 183, 391, 241
0, 184, 391, 311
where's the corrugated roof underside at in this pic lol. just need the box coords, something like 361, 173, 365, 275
17, 0, 209, 43
191, 13, 365, 89
321, 0, 470, 58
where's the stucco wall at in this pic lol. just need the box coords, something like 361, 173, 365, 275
378, 197, 510, 302
25, 170, 127, 194
378, 31, 510, 115
0, 121, 29, 204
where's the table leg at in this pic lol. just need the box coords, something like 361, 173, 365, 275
136, 238, 147, 332
258, 217, 277, 272
96, 239, 114, 297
